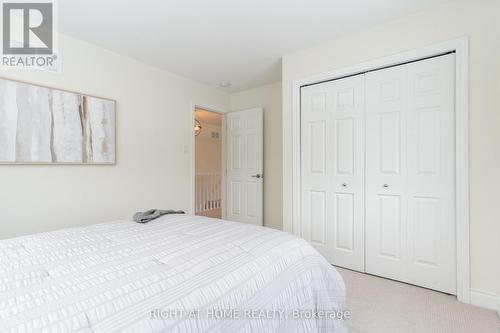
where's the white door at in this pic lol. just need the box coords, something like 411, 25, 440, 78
226, 108, 264, 225
365, 54, 456, 294
301, 75, 365, 271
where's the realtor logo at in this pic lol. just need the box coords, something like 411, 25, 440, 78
1, 0, 59, 70
3, 2, 53, 54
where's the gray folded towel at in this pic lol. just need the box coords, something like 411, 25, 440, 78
133, 209, 185, 223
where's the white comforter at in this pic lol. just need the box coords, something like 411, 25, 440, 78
0, 215, 346, 332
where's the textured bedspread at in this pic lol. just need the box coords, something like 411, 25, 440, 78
0, 215, 346, 332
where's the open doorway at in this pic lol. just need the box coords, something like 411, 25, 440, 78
194, 108, 224, 219
191, 106, 264, 225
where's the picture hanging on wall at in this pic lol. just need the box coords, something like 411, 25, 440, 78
0, 77, 116, 164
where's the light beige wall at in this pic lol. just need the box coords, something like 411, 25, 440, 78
0, 34, 230, 239
195, 122, 222, 174
230, 82, 283, 229
282, 0, 500, 295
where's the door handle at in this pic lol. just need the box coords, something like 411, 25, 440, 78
251, 174, 263, 179
383, 184, 389, 188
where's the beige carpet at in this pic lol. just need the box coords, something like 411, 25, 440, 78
336, 267, 500, 333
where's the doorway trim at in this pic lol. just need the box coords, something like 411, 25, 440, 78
288, 37, 470, 303
190, 102, 227, 219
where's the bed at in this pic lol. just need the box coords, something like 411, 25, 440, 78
0, 215, 346, 332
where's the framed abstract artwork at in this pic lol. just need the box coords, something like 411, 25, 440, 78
0, 77, 116, 164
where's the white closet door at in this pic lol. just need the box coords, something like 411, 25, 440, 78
301, 75, 365, 271
365, 54, 456, 294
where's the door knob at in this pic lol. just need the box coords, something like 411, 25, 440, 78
383, 184, 389, 188
342, 183, 347, 187
251, 174, 263, 179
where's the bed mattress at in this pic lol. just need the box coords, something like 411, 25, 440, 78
0, 215, 346, 332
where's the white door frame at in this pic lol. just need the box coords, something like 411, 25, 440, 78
190, 103, 227, 219
288, 37, 470, 303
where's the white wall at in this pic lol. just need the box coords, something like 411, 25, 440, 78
282, 0, 500, 296
0, 34, 229, 239
230, 82, 283, 229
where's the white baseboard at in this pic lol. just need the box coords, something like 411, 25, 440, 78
470, 289, 499, 315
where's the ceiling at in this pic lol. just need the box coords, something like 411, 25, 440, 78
59, 0, 449, 92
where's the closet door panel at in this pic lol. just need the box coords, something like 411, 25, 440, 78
301, 74, 365, 271
330, 75, 365, 272
301, 86, 331, 259
406, 55, 456, 294
365, 54, 456, 294
365, 66, 408, 280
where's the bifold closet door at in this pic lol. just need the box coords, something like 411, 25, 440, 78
365, 54, 456, 294
300, 75, 365, 272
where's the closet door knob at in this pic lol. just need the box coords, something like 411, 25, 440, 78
342, 183, 347, 187
383, 184, 389, 188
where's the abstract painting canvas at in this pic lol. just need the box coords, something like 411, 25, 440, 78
0, 78, 115, 164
